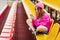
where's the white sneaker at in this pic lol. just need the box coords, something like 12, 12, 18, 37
32, 31, 36, 35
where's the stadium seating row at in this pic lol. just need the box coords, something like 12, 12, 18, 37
0, 1, 17, 40
39, 0, 60, 12
0, 4, 9, 18
22, 0, 60, 40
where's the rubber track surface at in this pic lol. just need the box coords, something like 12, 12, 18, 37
13, 3, 36, 40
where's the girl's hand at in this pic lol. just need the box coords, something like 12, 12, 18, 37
30, 14, 36, 20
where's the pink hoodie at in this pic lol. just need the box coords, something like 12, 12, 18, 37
32, 13, 51, 30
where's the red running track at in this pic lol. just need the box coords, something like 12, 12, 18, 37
13, 3, 36, 40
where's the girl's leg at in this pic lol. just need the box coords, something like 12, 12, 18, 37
26, 19, 35, 32
36, 26, 48, 34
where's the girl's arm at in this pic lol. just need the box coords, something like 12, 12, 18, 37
30, 14, 36, 20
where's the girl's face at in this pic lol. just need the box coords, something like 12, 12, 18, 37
35, 7, 42, 16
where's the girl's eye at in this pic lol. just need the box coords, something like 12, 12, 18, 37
37, 7, 39, 9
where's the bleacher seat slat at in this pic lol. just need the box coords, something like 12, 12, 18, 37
0, 1, 17, 40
